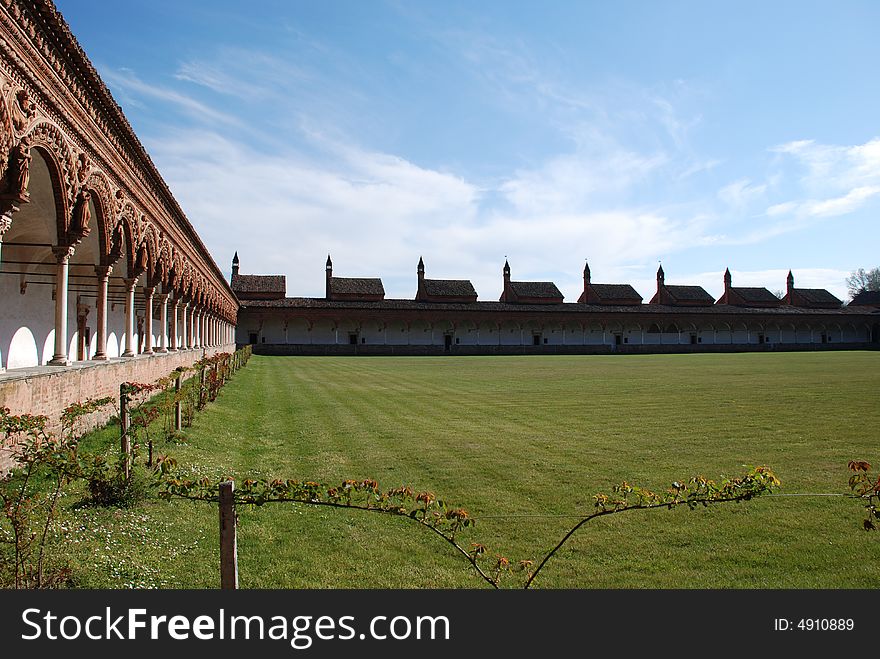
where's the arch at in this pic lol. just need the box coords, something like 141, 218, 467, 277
83, 170, 115, 262
6, 326, 39, 369
24, 122, 75, 241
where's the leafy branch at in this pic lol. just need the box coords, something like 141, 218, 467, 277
157, 465, 780, 589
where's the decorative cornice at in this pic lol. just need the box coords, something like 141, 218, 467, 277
0, 0, 237, 321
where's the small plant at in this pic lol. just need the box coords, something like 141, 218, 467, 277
0, 397, 112, 588
847, 460, 879, 531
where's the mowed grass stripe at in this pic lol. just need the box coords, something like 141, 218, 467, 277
67, 351, 880, 587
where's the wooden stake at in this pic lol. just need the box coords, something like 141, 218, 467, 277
119, 383, 130, 480
219, 480, 238, 589
174, 372, 182, 431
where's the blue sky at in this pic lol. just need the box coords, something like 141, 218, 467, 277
56, 0, 880, 301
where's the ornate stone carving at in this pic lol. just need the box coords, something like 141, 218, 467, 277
68, 187, 91, 243
107, 219, 124, 264
10, 88, 35, 134
74, 150, 90, 185
0, 210, 12, 236
3, 137, 30, 200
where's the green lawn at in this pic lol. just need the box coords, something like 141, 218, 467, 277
66, 351, 880, 588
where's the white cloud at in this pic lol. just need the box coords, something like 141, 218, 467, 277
802, 185, 880, 218
102, 68, 242, 128
146, 129, 481, 298
718, 178, 767, 208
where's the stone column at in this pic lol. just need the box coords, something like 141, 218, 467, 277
48, 245, 75, 366
121, 277, 137, 357
181, 302, 190, 349
0, 215, 9, 371
157, 293, 169, 353
142, 286, 155, 355
187, 304, 195, 349
169, 298, 179, 351
92, 265, 111, 360
194, 309, 201, 349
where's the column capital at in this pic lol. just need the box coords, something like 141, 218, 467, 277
94, 264, 112, 278
123, 277, 138, 290
143, 285, 156, 297
52, 244, 75, 263
156, 292, 170, 303
0, 212, 12, 237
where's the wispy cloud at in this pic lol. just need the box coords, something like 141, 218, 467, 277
102, 68, 242, 128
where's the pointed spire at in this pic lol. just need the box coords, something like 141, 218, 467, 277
231, 252, 239, 278
657, 262, 665, 284
232, 251, 239, 264
724, 267, 732, 289
417, 256, 424, 272
786, 269, 794, 295
503, 259, 510, 275
325, 254, 333, 300
583, 260, 591, 284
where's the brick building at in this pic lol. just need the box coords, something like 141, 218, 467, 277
0, 1, 237, 436
234, 256, 880, 354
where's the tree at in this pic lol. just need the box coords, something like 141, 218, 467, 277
846, 267, 880, 298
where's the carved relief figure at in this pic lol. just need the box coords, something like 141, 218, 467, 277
69, 188, 91, 240
10, 141, 30, 199
12, 89, 36, 133
75, 152, 91, 184
108, 219, 124, 264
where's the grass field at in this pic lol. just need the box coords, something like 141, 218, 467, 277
65, 351, 880, 588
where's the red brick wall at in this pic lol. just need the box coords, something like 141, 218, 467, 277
0, 344, 236, 472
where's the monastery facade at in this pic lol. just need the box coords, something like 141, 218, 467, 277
233, 256, 880, 355
0, 1, 236, 427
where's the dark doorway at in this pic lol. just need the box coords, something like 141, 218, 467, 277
532, 334, 541, 346
248, 333, 257, 345
444, 335, 452, 351
349, 333, 358, 345
615, 334, 622, 345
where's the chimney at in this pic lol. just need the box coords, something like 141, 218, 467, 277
325, 254, 333, 300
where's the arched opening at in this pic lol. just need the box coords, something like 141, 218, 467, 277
0, 146, 65, 369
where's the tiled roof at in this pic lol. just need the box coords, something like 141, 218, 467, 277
424, 279, 477, 297
795, 288, 841, 307
730, 287, 780, 304
591, 284, 642, 302
231, 274, 286, 295
329, 277, 385, 296
850, 290, 880, 306
510, 281, 563, 299
665, 285, 715, 303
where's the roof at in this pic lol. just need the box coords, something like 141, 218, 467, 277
590, 284, 643, 302
423, 279, 477, 297
231, 274, 286, 296
665, 285, 715, 303
850, 290, 880, 306
329, 277, 385, 297
729, 287, 781, 304
510, 281, 563, 299
794, 288, 842, 307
